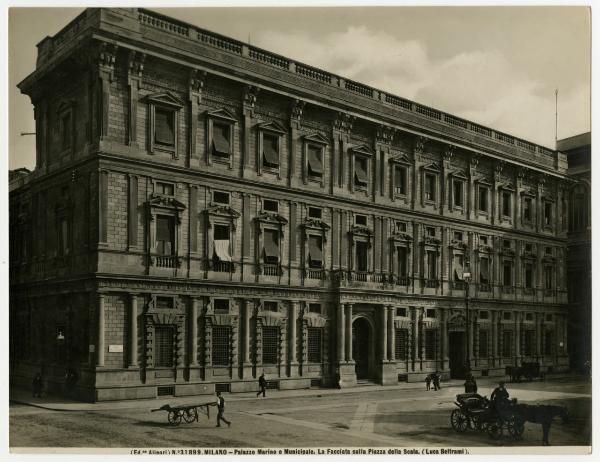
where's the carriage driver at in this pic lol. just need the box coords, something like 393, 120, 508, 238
491, 381, 510, 411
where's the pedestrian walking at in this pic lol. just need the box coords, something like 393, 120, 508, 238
257, 372, 267, 397
214, 391, 231, 428
32, 373, 43, 398
425, 374, 431, 391
464, 373, 477, 394
432, 371, 441, 391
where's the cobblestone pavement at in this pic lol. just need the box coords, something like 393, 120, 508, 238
9, 376, 591, 451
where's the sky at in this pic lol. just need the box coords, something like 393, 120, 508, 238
8, 5, 591, 170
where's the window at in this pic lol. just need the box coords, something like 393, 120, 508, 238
546, 313, 553, 322
426, 309, 436, 319
503, 312, 512, 321
156, 297, 174, 310
502, 331, 512, 358
525, 313, 533, 321
503, 239, 511, 249
424, 329, 436, 360
61, 113, 72, 150
307, 328, 323, 363
544, 331, 553, 356
307, 145, 323, 179
479, 311, 489, 320
355, 214, 367, 226
524, 330, 535, 356
525, 263, 534, 289
503, 261, 512, 286
264, 301, 278, 312
355, 241, 368, 272
214, 299, 230, 313
502, 191, 511, 217
212, 326, 231, 366
213, 191, 230, 205
396, 221, 407, 233
309, 303, 321, 314
479, 258, 490, 284
525, 243, 532, 253
58, 217, 70, 256
479, 330, 489, 357
155, 107, 175, 148
478, 186, 489, 213
212, 121, 231, 159
545, 246, 552, 255
544, 201, 553, 227
262, 133, 280, 169
263, 229, 279, 264
308, 207, 322, 220
394, 166, 407, 195
156, 215, 175, 255
213, 224, 231, 262
263, 199, 279, 213
426, 226, 436, 237
544, 266, 553, 290
453, 254, 465, 282
154, 326, 174, 367
453, 231, 463, 241
262, 326, 279, 364
397, 247, 408, 277
354, 156, 369, 188
424, 174, 436, 201
480, 235, 488, 246
395, 328, 408, 360
523, 197, 532, 222
426, 251, 437, 280
156, 182, 174, 196
396, 308, 407, 318
308, 235, 324, 268
453, 180, 464, 207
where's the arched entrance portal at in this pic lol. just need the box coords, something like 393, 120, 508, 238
352, 317, 373, 380
447, 314, 467, 379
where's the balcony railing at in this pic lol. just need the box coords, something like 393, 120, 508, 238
262, 264, 281, 276
155, 255, 180, 268
307, 268, 327, 280
213, 260, 235, 273
424, 278, 440, 288
502, 285, 515, 294
478, 283, 491, 292
395, 276, 410, 286
523, 287, 535, 295
544, 289, 556, 297
354, 271, 368, 282
452, 280, 467, 290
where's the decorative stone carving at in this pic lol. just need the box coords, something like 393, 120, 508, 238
243, 85, 260, 108
376, 124, 395, 144
333, 112, 355, 133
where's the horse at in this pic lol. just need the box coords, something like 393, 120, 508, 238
513, 403, 569, 445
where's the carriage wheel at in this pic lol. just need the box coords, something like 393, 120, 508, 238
183, 408, 198, 423
168, 410, 182, 426
507, 416, 525, 439
451, 409, 469, 433
487, 419, 503, 439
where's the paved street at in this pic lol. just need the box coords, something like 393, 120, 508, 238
10, 376, 591, 450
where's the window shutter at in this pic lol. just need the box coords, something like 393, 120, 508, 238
307, 147, 323, 175
263, 134, 279, 166
212, 123, 230, 156
155, 108, 175, 146
263, 229, 279, 261
308, 235, 323, 266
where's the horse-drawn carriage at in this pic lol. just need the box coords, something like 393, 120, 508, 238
450, 393, 525, 439
506, 362, 545, 383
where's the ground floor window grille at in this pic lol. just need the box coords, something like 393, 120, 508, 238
544, 330, 553, 356
262, 326, 279, 364
479, 330, 489, 357
395, 328, 408, 360
307, 327, 323, 363
154, 325, 175, 367
424, 329, 436, 360
524, 330, 535, 356
212, 326, 232, 366
502, 330, 513, 358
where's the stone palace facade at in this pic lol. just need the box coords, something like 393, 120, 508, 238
10, 8, 572, 401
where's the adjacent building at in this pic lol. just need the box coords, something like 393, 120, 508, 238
10, 8, 571, 401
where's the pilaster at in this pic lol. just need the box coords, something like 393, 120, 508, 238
188, 69, 206, 168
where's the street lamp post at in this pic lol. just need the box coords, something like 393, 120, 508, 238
463, 267, 472, 376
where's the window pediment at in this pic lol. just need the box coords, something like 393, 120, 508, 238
145, 91, 184, 109
204, 204, 241, 221
450, 240, 468, 250
542, 255, 556, 263
452, 169, 469, 180
257, 120, 286, 134
350, 144, 374, 157
475, 177, 492, 186
500, 248, 515, 257
390, 232, 413, 243
423, 162, 441, 173
389, 153, 411, 165
303, 132, 329, 145
422, 237, 441, 247
302, 217, 330, 232
522, 251, 537, 260
256, 211, 288, 226
500, 183, 515, 191
148, 194, 186, 211
349, 224, 372, 238
207, 107, 237, 123
477, 245, 494, 254
146, 295, 185, 315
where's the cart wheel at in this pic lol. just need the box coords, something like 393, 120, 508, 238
487, 419, 503, 439
168, 410, 182, 426
507, 416, 525, 439
183, 408, 198, 423
451, 409, 469, 433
